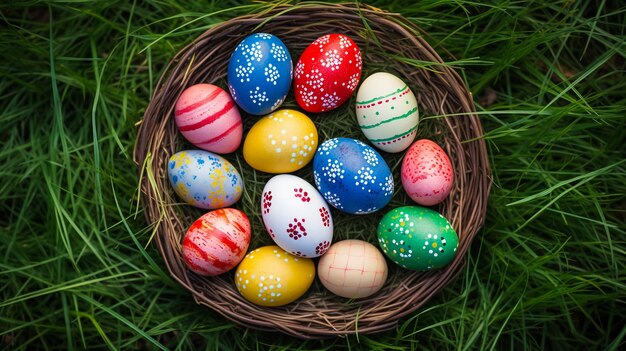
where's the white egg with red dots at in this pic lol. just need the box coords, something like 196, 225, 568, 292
261, 174, 334, 258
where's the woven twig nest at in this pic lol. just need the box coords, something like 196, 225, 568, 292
134, 3, 491, 338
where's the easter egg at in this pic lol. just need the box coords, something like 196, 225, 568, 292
377, 206, 458, 270
174, 83, 242, 153
182, 208, 251, 276
167, 150, 243, 209
313, 138, 393, 214
227, 33, 292, 115
355, 72, 419, 153
401, 139, 454, 206
243, 109, 318, 173
294, 34, 362, 113
235, 246, 315, 307
318, 240, 388, 299
261, 174, 333, 257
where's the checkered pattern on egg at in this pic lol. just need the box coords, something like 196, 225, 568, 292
318, 240, 388, 299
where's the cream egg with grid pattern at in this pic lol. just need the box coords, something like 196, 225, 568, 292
317, 240, 388, 299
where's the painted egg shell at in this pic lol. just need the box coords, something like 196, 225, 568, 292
313, 138, 393, 214
377, 206, 458, 270
261, 174, 333, 258
182, 208, 250, 276
243, 109, 318, 173
174, 83, 242, 154
318, 240, 388, 299
227, 33, 292, 115
401, 139, 454, 206
355, 72, 419, 153
294, 34, 362, 113
168, 150, 243, 209
235, 246, 315, 307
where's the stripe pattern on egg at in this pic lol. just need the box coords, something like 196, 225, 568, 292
175, 84, 243, 154
356, 72, 419, 153
182, 208, 251, 276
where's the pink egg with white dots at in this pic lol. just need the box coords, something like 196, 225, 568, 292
175, 83, 243, 154
401, 139, 454, 206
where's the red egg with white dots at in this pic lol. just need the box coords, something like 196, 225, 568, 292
293, 34, 362, 113
182, 208, 251, 276
401, 139, 454, 206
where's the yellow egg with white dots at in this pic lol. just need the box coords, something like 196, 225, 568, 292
243, 109, 318, 173
235, 246, 315, 307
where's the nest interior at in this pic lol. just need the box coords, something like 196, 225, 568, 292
133, 3, 491, 339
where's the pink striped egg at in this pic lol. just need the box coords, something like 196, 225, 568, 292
182, 208, 251, 276
175, 84, 243, 154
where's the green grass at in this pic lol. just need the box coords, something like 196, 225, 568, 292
1, 0, 625, 350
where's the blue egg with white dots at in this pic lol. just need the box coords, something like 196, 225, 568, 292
313, 138, 394, 214
227, 33, 292, 115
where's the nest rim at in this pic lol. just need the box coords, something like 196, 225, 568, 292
133, 2, 491, 339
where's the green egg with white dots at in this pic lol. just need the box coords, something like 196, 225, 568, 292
377, 206, 458, 270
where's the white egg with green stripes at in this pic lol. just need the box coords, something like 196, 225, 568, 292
355, 72, 419, 153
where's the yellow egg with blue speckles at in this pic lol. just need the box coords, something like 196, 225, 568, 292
235, 246, 314, 307
243, 109, 318, 173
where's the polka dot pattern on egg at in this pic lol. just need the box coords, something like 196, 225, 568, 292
227, 33, 293, 115
243, 109, 318, 173
313, 138, 393, 214
235, 246, 315, 307
377, 206, 458, 270
167, 150, 243, 209
294, 34, 362, 113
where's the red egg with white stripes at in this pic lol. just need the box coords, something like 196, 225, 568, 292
294, 34, 362, 113
182, 208, 251, 276
401, 139, 454, 206
175, 83, 243, 154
